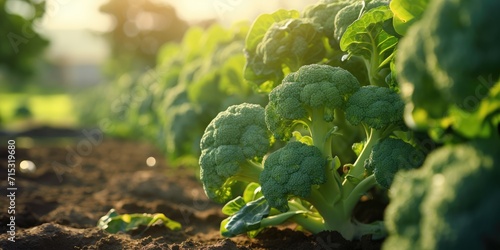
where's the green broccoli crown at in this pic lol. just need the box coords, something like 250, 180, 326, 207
260, 141, 327, 212
199, 103, 271, 202
345, 86, 404, 130
303, 1, 350, 43
333, 1, 365, 41
265, 64, 360, 140
384, 140, 500, 250
256, 18, 325, 71
365, 138, 424, 189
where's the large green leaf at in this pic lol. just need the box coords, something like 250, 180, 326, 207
221, 196, 270, 237
97, 209, 181, 233
390, 0, 429, 35
340, 6, 398, 86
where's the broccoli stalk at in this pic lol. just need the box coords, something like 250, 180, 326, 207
342, 85, 406, 190
230, 160, 264, 184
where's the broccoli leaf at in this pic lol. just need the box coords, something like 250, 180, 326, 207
221, 196, 248, 216
450, 81, 500, 139
389, 0, 429, 35
340, 6, 398, 86
221, 196, 307, 238
221, 196, 270, 237
97, 209, 181, 233
242, 182, 262, 203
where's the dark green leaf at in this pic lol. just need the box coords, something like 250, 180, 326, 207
221, 197, 270, 237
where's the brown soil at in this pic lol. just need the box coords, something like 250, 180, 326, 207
0, 128, 384, 249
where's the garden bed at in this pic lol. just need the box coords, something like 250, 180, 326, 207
0, 129, 383, 249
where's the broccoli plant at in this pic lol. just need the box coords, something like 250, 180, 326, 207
199, 65, 424, 240
383, 0, 500, 249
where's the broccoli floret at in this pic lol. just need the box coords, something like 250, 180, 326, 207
265, 64, 360, 154
345, 85, 405, 130
342, 85, 406, 184
199, 103, 272, 203
246, 17, 326, 89
384, 139, 500, 250
333, 1, 364, 41
260, 141, 327, 212
303, 1, 350, 47
365, 138, 424, 189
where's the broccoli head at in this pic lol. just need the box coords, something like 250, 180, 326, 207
384, 139, 500, 250
365, 138, 424, 189
265, 64, 360, 142
303, 1, 350, 47
199, 103, 272, 203
345, 85, 405, 130
260, 141, 327, 212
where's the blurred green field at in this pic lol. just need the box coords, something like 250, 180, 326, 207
0, 93, 77, 130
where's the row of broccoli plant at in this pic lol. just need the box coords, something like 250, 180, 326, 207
199, 0, 426, 241
198, 0, 500, 245
384, 0, 500, 249
76, 22, 266, 166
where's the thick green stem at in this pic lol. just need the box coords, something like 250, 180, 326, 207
307, 189, 357, 239
362, 38, 386, 87
343, 174, 377, 218
309, 109, 334, 157
287, 200, 326, 233
308, 109, 343, 206
290, 213, 327, 234
342, 128, 379, 197
307, 183, 385, 240
235, 160, 263, 183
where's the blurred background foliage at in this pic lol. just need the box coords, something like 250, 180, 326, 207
0, 0, 49, 86
99, 0, 188, 74
0, 0, 311, 167
75, 22, 267, 166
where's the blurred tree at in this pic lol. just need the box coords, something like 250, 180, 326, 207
0, 0, 49, 84
100, 0, 188, 73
